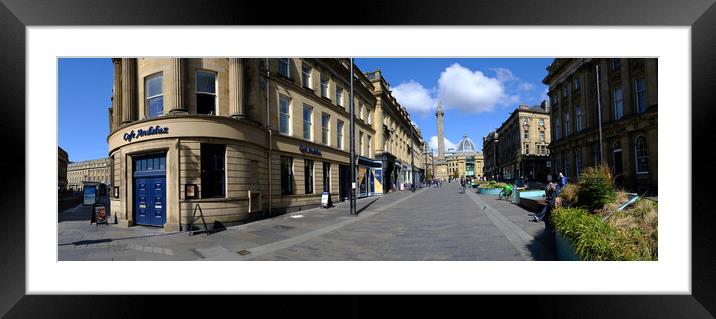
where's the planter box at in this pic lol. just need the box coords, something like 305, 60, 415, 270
555, 231, 582, 261
478, 188, 503, 195
518, 197, 545, 212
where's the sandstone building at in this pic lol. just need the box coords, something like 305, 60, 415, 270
67, 157, 111, 191
543, 58, 657, 194
483, 103, 551, 182
58, 147, 68, 191
107, 58, 425, 230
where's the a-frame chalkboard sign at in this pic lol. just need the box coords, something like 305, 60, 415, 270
188, 203, 209, 236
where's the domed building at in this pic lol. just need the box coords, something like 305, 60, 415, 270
445, 134, 484, 179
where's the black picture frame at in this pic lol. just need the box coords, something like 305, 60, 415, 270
185, 184, 198, 199
2, 0, 715, 317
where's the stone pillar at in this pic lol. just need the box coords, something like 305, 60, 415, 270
436, 100, 445, 160
645, 58, 658, 108
121, 58, 137, 124
169, 58, 187, 114
229, 58, 245, 118
580, 65, 588, 130
373, 100, 384, 153
599, 59, 610, 122
111, 58, 123, 129
620, 58, 633, 117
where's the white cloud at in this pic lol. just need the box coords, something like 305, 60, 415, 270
437, 63, 505, 113
390, 80, 436, 115
492, 67, 518, 83
428, 135, 456, 155
518, 82, 535, 91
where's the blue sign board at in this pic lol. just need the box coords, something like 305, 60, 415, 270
124, 125, 170, 142
299, 145, 322, 156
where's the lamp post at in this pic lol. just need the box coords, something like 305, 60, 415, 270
349, 58, 356, 215
410, 124, 415, 192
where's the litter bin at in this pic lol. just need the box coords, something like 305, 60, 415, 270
512, 186, 520, 204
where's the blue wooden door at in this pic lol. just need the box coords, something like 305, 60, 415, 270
133, 154, 166, 226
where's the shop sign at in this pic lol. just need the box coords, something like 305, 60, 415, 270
299, 145, 322, 156
124, 125, 170, 142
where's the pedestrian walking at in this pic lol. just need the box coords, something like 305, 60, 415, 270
556, 172, 567, 195
534, 175, 558, 222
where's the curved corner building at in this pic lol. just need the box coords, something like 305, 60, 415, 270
107, 58, 383, 230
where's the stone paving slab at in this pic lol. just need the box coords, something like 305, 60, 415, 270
58, 188, 422, 261
58, 183, 555, 261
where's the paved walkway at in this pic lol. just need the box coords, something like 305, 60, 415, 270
58, 183, 555, 261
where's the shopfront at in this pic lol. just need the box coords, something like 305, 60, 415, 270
357, 156, 383, 198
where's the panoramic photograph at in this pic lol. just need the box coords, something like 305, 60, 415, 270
57, 57, 658, 261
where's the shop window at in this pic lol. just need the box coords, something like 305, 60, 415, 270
565, 112, 571, 136
200, 144, 225, 198
145, 73, 163, 118
280, 156, 294, 195
304, 159, 314, 194
635, 135, 649, 174
323, 162, 330, 193
278, 58, 290, 78
635, 78, 647, 113
336, 120, 344, 149
196, 71, 217, 115
335, 86, 344, 107
321, 113, 330, 145
279, 95, 291, 135
613, 86, 623, 120
320, 75, 329, 97
301, 63, 312, 89
367, 135, 372, 158
359, 131, 364, 156
611, 58, 621, 70
303, 104, 313, 141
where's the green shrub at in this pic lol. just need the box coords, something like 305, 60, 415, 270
559, 183, 579, 207
551, 206, 655, 261
577, 166, 616, 211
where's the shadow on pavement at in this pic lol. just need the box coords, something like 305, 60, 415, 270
526, 226, 557, 260
58, 230, 180, 247
355, 198, 380, 215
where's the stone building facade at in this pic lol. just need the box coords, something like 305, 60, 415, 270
365, 69, 427, 192
482, 131, 499, 180
107, 58, 425, 230
543, 58, 657, 194
67, 157, 111, 191
445, 134, 484, 179
58, 147, 68, 191
487, 103, 551, 183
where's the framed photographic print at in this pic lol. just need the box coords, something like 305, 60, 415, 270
185, 184, 197, 199
5, 0, 716, 318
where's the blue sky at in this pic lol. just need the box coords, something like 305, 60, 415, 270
354, 58, 553, 154
58, 58, 113, 162
58, 58, 553, 161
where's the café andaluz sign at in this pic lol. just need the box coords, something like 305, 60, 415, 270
124, 125, 170, 142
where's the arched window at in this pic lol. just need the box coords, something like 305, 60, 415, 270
634, 135, 649, 174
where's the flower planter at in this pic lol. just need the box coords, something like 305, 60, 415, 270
555, 231, 582, 261
477, 187, 503, 195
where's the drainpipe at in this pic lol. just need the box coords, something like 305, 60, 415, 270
266, 58, 272, 217
177, 137, 181, 231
